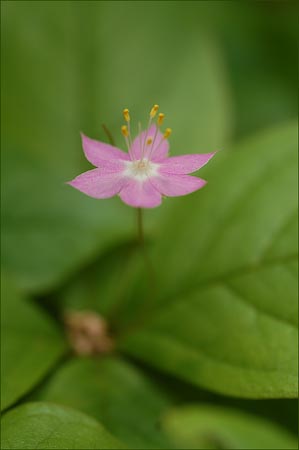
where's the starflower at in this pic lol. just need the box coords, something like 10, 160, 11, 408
68, 105, 216, 208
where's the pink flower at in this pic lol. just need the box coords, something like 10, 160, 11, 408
68, 106, 216, 208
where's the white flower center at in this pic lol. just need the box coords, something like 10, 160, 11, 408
124, 159, 158, 181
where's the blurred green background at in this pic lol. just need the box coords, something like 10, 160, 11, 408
1, 1, 298, 449
2, 0, 297, 290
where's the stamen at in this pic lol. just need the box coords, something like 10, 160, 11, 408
150, 104, 159, 118
164, 128, 172, 139
121, 105, 170, 162
122, 109, 134, 159
148, 126, 173, 161
141, 105, 160, 160
123, 108, 130, 122
157, 113, 165, 126
148, 114, 166, 160
121, 125, 129, 137
147, 123, 160, 161
121, 125, 133, 158
138, 121, 143, 159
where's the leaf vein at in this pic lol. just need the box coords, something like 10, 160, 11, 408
223, 282, 296, 329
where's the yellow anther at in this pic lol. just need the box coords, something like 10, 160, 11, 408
150, 104, 159, 118
157, 113, 165, 126
164, 128, 172, 139
123, 108, 130, 122
146, 137, 153, 145
121, 125, 129, 137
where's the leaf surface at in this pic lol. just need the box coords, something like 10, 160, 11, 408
1, 402, 125, 449
36, 357, 173, 449
121, 122, 298, 398
1, 275, 66, 410
163, 405, 298, 449
1, 150, 132, 292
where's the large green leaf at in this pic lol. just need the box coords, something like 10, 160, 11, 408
162, 405, 298, 449
1, 402, 125, 449
1, 275, 67, 411
120, 122, 298, 398
36, 357, 173, 449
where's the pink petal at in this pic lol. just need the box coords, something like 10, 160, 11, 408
159, 152, 216, 174
67, 168, 127, 199
119, 178, 162, 208
150, 173, 207, 197
81, 133, 130, 167
130, 125, 169, 161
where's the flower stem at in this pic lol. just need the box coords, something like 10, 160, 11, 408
136, 208, 155, 293
137, 207, 144, 246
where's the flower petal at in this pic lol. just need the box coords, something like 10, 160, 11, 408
81, 133, 130, 167
159, 152, 216, 174
67, 168, 127, 199
150, 173, 207, 197
130, 125, 169, 161
119, 178, 162, 208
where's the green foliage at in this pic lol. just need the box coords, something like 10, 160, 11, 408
36, 357, 173, 449
1, 150, 132, 293
1, 402, 126, 449
1, 276, 67, 411
121, 123, 298, 398
163, 405, 298, 449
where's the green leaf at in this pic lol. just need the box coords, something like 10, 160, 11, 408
1, 275, 67, 410
120, 122, 298, 398
57, 243, 144, 325
1, 150, 132, 293
1, 402, 126, 449
162, 405, 298, 449
36, 357, 173, 449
